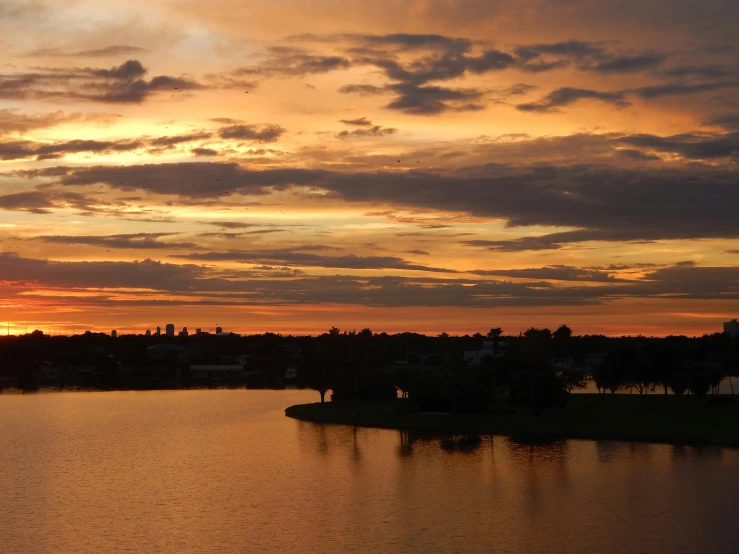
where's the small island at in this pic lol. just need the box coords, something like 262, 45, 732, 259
287, 325, 739, 448
286, 395, 739, 447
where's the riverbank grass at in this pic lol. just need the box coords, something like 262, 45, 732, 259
285, 394, 739, 447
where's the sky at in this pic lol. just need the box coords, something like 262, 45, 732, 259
0, 0, 738, 336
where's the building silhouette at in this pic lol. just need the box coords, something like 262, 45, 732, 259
725, 319, 739, 338
216, 326, 223, 334
156, 326, 161, 336
111, 330, 117, 338
166, 324, 174, 337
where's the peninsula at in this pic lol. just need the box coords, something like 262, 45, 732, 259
286, 394, 739, 447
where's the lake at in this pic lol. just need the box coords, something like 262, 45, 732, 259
1, 389, 737, 553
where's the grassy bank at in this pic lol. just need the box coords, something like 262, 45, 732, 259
285, 394, 739, 447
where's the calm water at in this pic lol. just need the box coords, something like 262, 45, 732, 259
1, 390, 738, 554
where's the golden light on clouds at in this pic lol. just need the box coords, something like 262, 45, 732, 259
0, 0, 738, 335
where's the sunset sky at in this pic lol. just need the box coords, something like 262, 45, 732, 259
1, 0, 738, 336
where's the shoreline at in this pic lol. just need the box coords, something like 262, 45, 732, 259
285, 394, 739, 448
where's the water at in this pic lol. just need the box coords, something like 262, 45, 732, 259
1, 390, 737, 554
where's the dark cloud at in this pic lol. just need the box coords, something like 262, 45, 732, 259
25, 45, 149, 58
0, 59, 203, 103
490, 83, 538, 101
633, 81, 738, 99
0, 130, 215, 161
337, 84, 387, 96
89, 59, 147, 79
0, 109, 107, 135
32, 233, 199, 250
234, 46, 351, 77
615, 148, 661, 161
384, 83, 485, 115
340, 80, 483, 114
659, 64, 738, 80
339, 117, 373, 126
202, 221, 260, 229
462, 237, 562, 253
704, 113, 739, 130
617, 131, 739, 159
218, 124, 286, 142
639, 264, 739, 298
337, 125, 397, 139
343, 35, 514, 114
148, 132, 212, 148
589, 53, 666, 73
404, 249, 429, 255
210, 117, 242, 125
517, 87, 630, 112
0, 190, 118, 215
0, 191, 56, 214
0, 251, 204, 291
260, 34, 517, 114
290, 34, 732, 114
198, 231, 247, 239
20, 159, 739, 246
345, 33, 470, 51
192, 147, 219, 157
514, 41, 666, 74
2, 251, 739, 307
349, 36, 514, 85
178, 248, 457, 273
34, 162, 325, 197
470, 265, 628, 283
515, 40, 603, 63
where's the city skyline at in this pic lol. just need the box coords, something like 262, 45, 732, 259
1, 1, 739, 336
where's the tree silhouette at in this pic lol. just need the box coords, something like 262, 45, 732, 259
553, 325, 572, 341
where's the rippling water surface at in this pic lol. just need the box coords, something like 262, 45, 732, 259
1, 389, 737, 553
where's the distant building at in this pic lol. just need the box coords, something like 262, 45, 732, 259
165, 324, 174, 337
111, 330, 117, 338
156, 327, 161, 336
279, 344, 303, 360
464, 341, 506, 367
145, 329, 151, 337
147, 344, 190, 363
38, 361, 60, 386
179, 327, 189, 337
725, 319, 739, 338
284, 366, 298, 380
216, 327, 223, 334
196, 328, 202, 335
190, 365, 245, 381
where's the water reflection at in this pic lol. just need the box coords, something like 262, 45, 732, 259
596, 440, 620, 463
2, 390, 739, 554
507, 439, 570, 464
397, 430, 413, 458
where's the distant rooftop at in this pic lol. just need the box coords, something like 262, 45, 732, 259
147, 344, 189, 352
